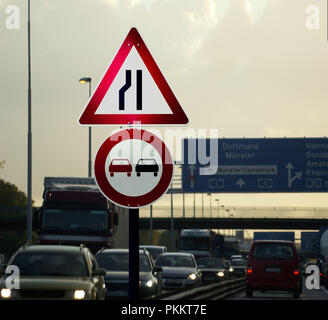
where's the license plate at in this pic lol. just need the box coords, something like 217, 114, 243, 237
204, 277, 215, 281
265, 267, 281, 272
166, 279, 181, 285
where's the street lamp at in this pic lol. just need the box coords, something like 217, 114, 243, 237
79, 77, 92, 177
27, 0, 32, 242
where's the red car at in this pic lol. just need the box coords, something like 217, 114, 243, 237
108, 159, 132, 177
246, 240, 302, 299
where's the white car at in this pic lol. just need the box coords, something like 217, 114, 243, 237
156, 253, 202, 289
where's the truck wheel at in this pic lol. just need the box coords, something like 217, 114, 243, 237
137, 172, 140, 177
246, 286, 253, 298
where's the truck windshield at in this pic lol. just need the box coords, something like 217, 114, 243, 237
42, 209, 108, 232
180, 237, 210, 251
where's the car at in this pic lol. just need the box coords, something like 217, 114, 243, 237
246, 240, 302, 299
108, 159, 132, 177
197, 257, 229, 282
229, 259, 247, 278
135, 159, 159, 177
95, 249, 162, 299
0, 244, 106, 300
230, 255, 243, 261
139, 245, 167, 263
155, 252, 202, 289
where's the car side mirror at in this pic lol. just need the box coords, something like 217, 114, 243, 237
153, 266, 162, 273
93, 268, 106, 276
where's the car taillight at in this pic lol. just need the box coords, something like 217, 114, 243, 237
247, 268, 253, 274
293, 270, 300, 276
320, 273, 323, 277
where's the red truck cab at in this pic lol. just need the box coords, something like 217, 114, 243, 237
34, 177, 118, 254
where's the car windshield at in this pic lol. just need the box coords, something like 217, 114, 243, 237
197, 258, 224, 268
253, 243, 295, 260
11, 252, 88, 277
111, 159, 130, 165
156, 255, 195, 268
230, 259, 246, 266
138, 159, 156, 165
180, 237, 210, 251
42, 209, 108, 232
141, 248, 162, 261
96, 252, 151, 272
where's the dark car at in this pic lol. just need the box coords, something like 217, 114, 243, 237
95, 249, 162, 299
135, 159, 159, 177
246, 240, 302, 299
0, 244, 106, 300
108, 159, 132, 177
139, 245, 167, 263
197, 257, 229, 282
229, 259, 247, 278
156, 253, 201, 289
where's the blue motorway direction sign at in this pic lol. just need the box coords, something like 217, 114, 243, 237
301, 232, 318, 251
182, 138, 328, 193
254, 232, 295, 242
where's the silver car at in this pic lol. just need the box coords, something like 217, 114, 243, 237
155, 252, 201, 289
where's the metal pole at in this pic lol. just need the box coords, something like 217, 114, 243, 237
128, 208, 139, 300
193, 193, 196, 218
88, 81, 92, 177
182, 192, 185, 219
27, 0, 32, 242
210, 194, 212, 218
170, 189, 174, 251
150, 205, 153, 245
202, 193, 204, 218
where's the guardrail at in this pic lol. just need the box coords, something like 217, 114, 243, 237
153, 277, 246, 300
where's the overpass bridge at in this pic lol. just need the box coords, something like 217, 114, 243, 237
139, 217, 328, 230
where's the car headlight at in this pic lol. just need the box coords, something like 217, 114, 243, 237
74, 290, 85, 300
146, 280, 153, 288
188, 273, 197, 280
229, 267, 234, 272
1, 288, 11, 299
217, 272, 225, 278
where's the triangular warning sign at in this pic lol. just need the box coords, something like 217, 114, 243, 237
79, 28, 189, 126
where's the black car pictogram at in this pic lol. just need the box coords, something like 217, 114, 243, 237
135, 159, 159, 177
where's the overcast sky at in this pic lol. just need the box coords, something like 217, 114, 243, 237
1, 0, 328, 208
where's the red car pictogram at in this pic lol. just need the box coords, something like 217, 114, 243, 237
109, 159, 132, 177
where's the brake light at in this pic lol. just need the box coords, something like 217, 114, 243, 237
293, 270, 300, 276
247, 268, 253, 274
320, 273, 323, 277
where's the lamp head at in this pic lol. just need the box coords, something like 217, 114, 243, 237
79, 77, 92, 84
